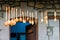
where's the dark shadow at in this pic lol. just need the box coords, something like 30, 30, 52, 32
26, 24, 37, 40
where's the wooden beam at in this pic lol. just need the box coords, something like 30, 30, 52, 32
48, 16, 60, 19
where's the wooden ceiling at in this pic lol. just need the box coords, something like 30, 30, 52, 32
0, 0, 60, 11
0, 0, 60, 19
0, 0, 60, 18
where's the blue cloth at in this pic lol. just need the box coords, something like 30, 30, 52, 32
10, 22, 30, 40
20, 35, 26, 40
10, 37, 17, 40
10, 22, 30, 33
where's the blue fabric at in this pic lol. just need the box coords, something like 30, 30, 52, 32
20, 35, 26, 40
10, 22, 30, 33
10, 37, 17, 40
10, 22, 30, 40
